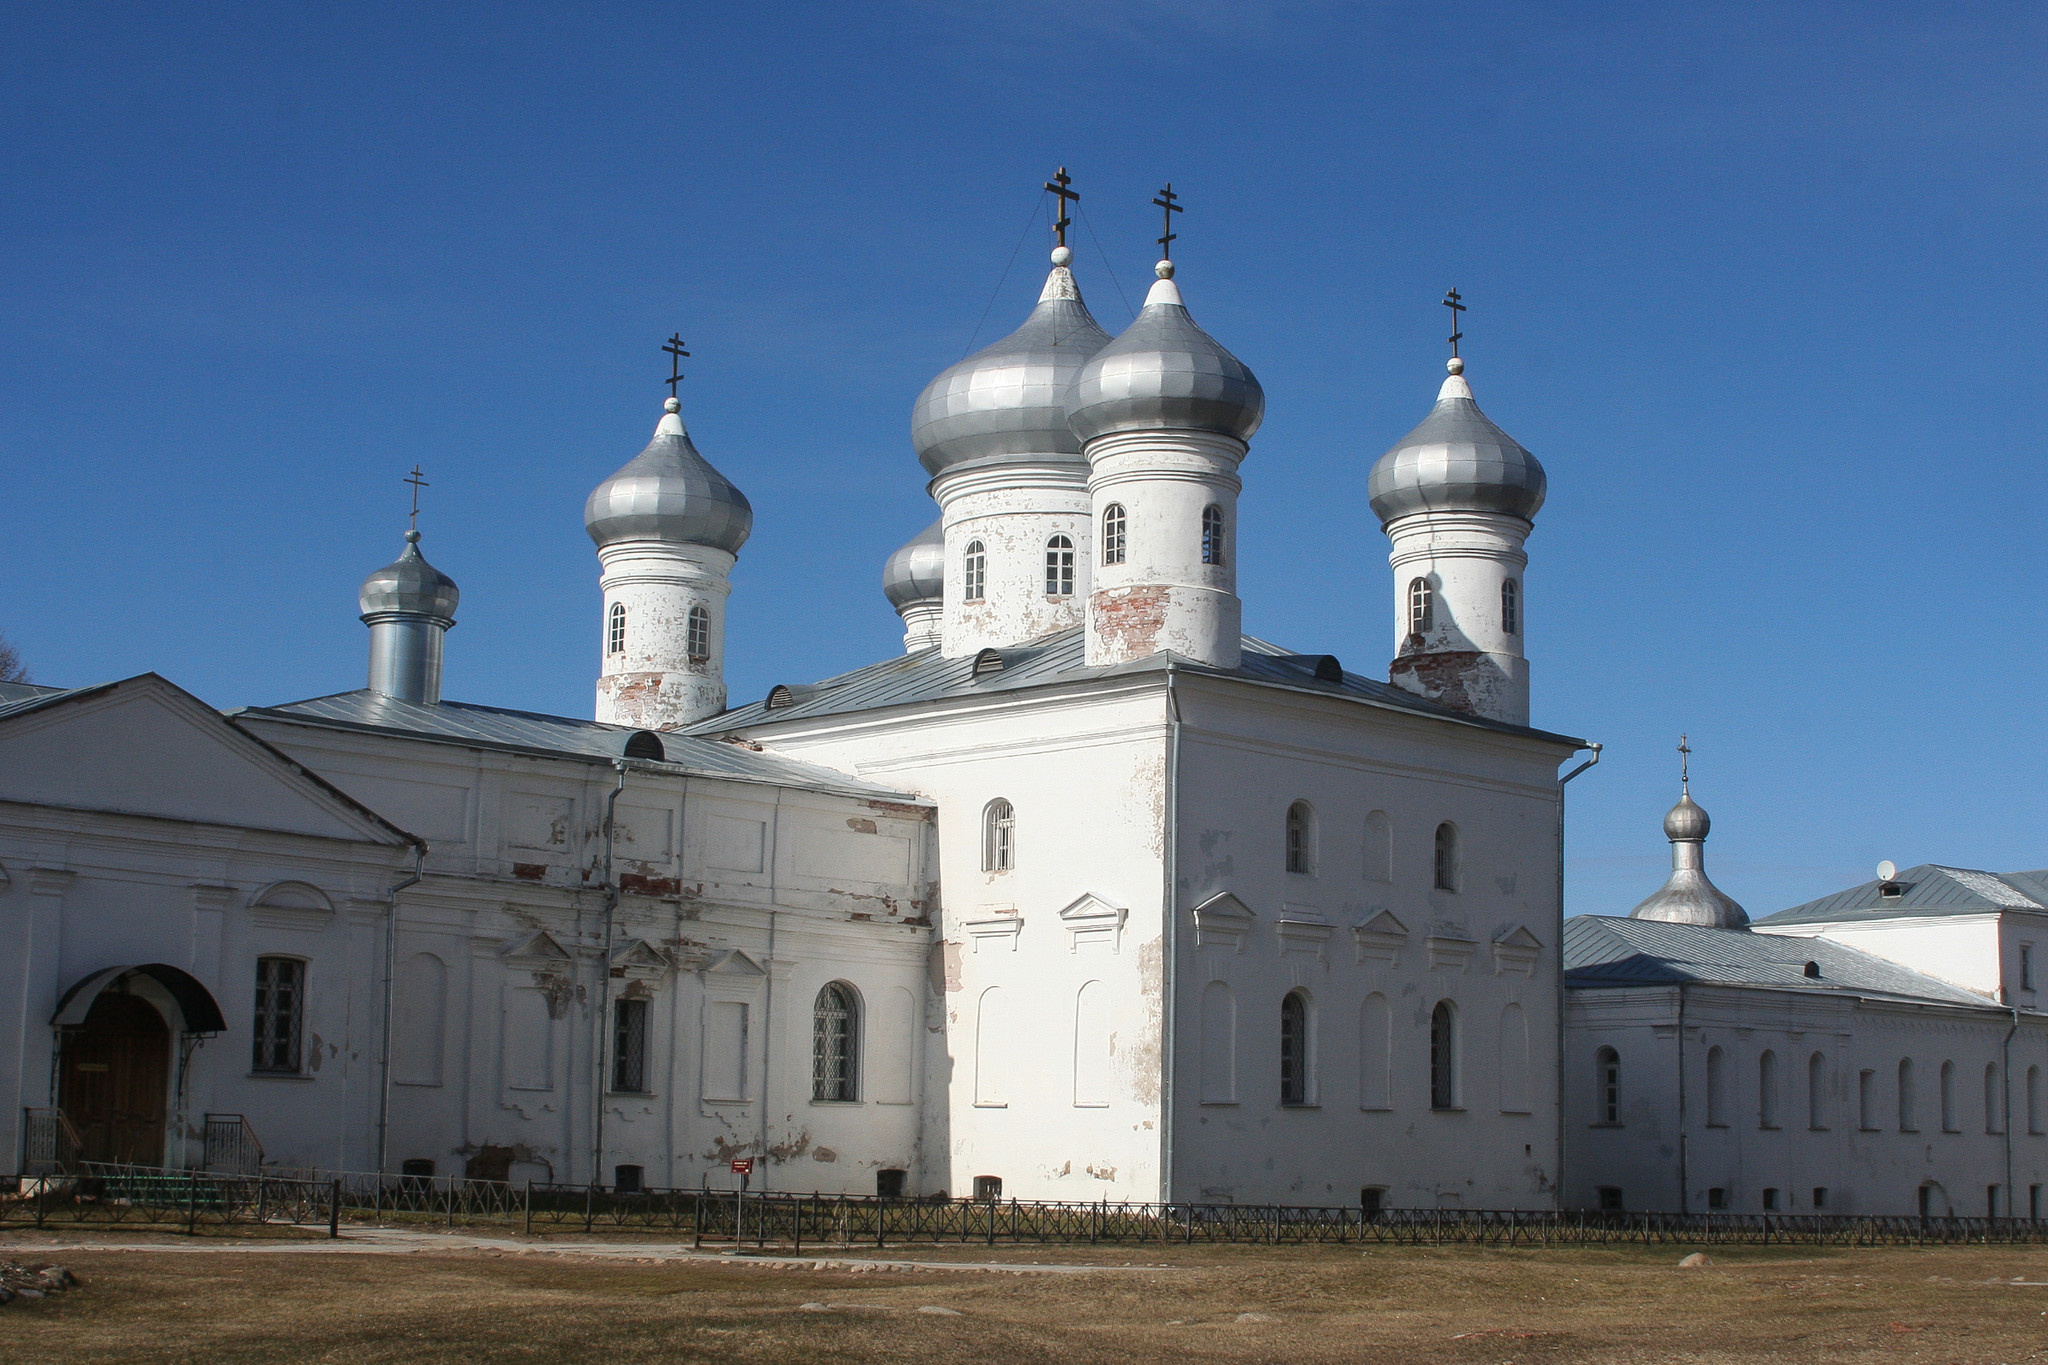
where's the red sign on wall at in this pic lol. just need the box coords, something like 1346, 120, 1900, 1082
729, 1157, 754, 1175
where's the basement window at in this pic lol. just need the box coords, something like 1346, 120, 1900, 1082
614, 1165, 643, 1193
973, 1175, 1003, 1203
1596, 1187, 1623, 1211
1706, 1187, 1727, 1210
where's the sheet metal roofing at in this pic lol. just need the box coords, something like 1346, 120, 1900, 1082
693, 628, 1587, 746
0, 680, 102, 722
1564, 916, 1992, 1006
235, 691, 921, 802
1755, 864, 2048, 926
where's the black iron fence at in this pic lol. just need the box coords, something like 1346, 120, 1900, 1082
7, 1166, 2048, 1248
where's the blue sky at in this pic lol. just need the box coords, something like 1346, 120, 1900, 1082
5, 2, 2045, 919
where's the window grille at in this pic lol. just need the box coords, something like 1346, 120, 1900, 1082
1408, 578, 1433, 635
962, 541, 986, 602
1285, 801, 1313, 874
1596, 1046, 1620, 1124
972, 1175, 1003, 1202
1280, 991, 1308, 1105
812, 983, 859, 1101
1044, 535, 1075, 597
1429, 1001, 1456, 1109
1433, 822, 1458, 892
983, 799, 1015, 872
608, 602, 626, 655
252, 957, 305, 1074
1201, 505, 1226, 566
612, 998, 648, 1093
686, 605, 710, 660
1501, 578, 1519, 635
1101, 504, 1126, 565
614, 1164, 643, 1193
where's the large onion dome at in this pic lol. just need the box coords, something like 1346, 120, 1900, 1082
1064, 260, 1263, 445
1368, 358, 1545, 526
912, 248, 1113, 477
1631, 787, 1748, 930
585, 397, 753, 553
359, 530, 459, 623
882, 518, 945, 611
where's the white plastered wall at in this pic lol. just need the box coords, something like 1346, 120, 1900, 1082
933, 462, 1091, 658
595, 539, 734, 729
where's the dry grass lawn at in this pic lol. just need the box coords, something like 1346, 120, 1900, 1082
5, 1235, 2048, 1363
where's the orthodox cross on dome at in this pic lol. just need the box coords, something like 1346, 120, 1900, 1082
1152, 183, 1182, 259
404, 465, 428, 533
1443, 288, 1466, 358
662, 333, 690, 398
1678, 734, 1692, 794
1044, 167, 1079, 249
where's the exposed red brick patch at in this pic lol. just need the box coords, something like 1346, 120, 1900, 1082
511, 862, 548, 882
1389, 649, 1496, 716
618, 872, 682, 897
1090, 585, 1170, 659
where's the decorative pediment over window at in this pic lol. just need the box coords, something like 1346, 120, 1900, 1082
698, 948, 766, 977
1058, 893, 1126, 954
1352, 908, 1410, 965
965, 910, 1024, 953
503, 930, 573, 961
1275, 907, 1333, 959
248, 880, 335, 931
611, 938, 671, 980
1191, 892, 1254, 952
1491, 924, 1542, 976
1425, 918, 1477, 971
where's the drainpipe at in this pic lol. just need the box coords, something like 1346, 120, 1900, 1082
1161, 663, 1182, 1204
760, 909, 777, 1188
592, 762, 627, 1188
376, 841, 427, 1175
2003, 999, 2019, 1218
1555, 742, 1601, 1209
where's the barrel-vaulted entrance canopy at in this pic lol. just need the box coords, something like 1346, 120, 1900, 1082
52, 964, 227, 1034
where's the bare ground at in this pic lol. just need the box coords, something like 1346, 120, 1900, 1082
4, 1231, 2048, 1363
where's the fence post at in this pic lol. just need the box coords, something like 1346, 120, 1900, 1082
187, 1172, 200, 1237
256, 1176, 268, 1227
448, 1178, 457, 1228
584, 1182, 595, 1235
329, 1178, 342, 1239
35, 1171, 47, 1230
523, 1180, 532, 1237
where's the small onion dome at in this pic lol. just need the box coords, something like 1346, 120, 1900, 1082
584, 398, 753, 553
1367, 358, 1546, 526
1664, 792, 1711, 842
912, 248, 1113, 476
358, 530, 459, 622
1630, 789, 1748, 930
882, 518, 945, 611
1064, 260, 1264, 446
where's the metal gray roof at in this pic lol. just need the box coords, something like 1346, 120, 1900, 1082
912, 261, 1112, 476
1367, 361, 1546, 526
1563, 915, 1992, 1006
1065, 266, 1263, 445
358, 530, 460, 622
0, 680, 78, 717
881, 518, 945, 610
234, 691, 921, 802
693, 627, 1586, 748
585, 400, 754, 553
1756, 864, 2048, 926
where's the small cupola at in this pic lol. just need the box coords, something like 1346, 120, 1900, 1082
359, 527, 460, 705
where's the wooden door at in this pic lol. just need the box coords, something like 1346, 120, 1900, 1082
59, 991, 171, 1166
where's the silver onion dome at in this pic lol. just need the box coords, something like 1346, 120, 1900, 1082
882, 519, 945, 610
912, 249, 1113, 476
1664, 793, 1711, 842
358, 530, 459, 622
585, 398, 753, 553
1065, 261, 1264, 445
1631, 787, 1748, 930
1367, 358, 1546, 526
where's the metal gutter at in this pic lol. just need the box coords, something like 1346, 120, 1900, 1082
1555, 741, 1602, 1208
375, 841, 427, 1175
591, 762, 627, 1187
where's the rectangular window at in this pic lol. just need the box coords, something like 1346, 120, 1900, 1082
612, 998, 648, 1093
1361, 1186, 1385, 1216
1989, 1184, 2002, 1218
1706, 1187, 1727, 1210
1596, 1187, 1623, 1211
1762, 1187, 1780, 1211
972, 1175, 1002, 1202
2024, 944, 2036, 992
252, 957, 305, 1074
1812, 1186, 1828, 1210
2030, 1184, 2041, 1220
876, 1168, 907, 1199
614, 1164, 643, 1193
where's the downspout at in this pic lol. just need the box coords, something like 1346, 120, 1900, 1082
592, 762, 627, 1188
760, 910, 777, 1187
1675, 983, 1688, 1213
1555, 742, 1601, 1209
1161, 663, 1181, 1204
2004, 999, 2019, 1217
376, 840, 427, 1175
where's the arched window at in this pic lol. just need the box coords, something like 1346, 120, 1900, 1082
1705, 1045, 1727, 1126
1363, 810, 1392, 883
1201, 505, 1225, 566
607, 602, 627, 655
1280, 990, 1309, 1106
962, 541, 986, 602
1433, 822, 1458, 892
1808, 1051, 1828, 1130
686, 604, 710, 660
1986, 1062, 2003, 1134
1501, 579, 1520, 636
1044, 535, 1075, 597
2028, 1065, 2042, 1135
812, 982, 859, 1101
1429, 1000, 1457, 1109
1408, 577, 1433, 635
1595, 1046, 1620, 1124
1285, 801, 1315, 874
1758, 1049, 1779, 1129
982, 798, 1015, 872
1899, 1058, 1917, 1132
1101, 504, 1126, 566
1941, 1060, 1958, 1132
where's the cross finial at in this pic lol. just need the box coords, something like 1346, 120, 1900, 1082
404, 465, 429, 534
1678, 734, 1692, 794
1152, 183, 1182, 260
1044, 167, 1079, 250
662, 333, 690, 398
1443, 288, 1466, 358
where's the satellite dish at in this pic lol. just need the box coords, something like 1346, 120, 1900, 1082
1876, 860, 1897, 882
